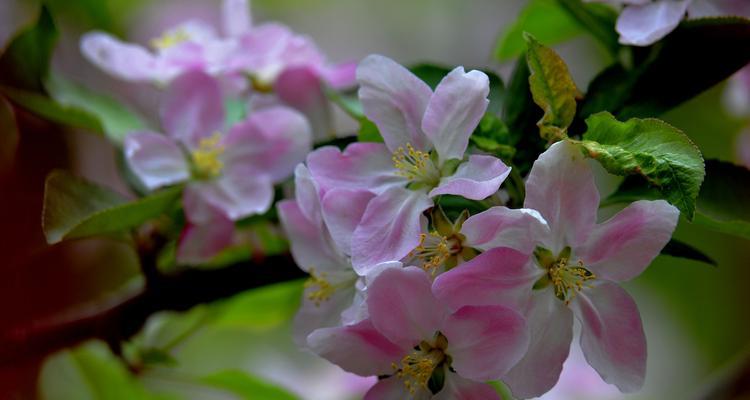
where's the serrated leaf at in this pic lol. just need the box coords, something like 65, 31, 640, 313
578, 112, 705, 219
45, 74, 146, 144
201, 370, 299, 400
42, 170, 182, 244
0, 6, 57, 92
660, 239, 716, 266
524, 33, 578, 142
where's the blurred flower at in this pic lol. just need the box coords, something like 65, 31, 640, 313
433, 140, 679, 398
736, 129, 750, 169
123, 70, 311, 262
308, 267, 528, 399
307, 54, 510, 271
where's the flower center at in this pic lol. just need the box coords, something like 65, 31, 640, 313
534, 247, 595, 305
392, 332, 450, 395
411, 232, 463, 275
191, 132, 225, 179
304, 268, 334, 306
150, 29, 190, 50
392, 143, 441, 187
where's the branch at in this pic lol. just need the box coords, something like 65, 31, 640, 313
0, 251, 305, 365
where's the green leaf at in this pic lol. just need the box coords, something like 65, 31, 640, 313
578, 112, 705, 219
45, 74, 147, 144
39, 341, 174, 400
556, 0, 619, 55
581, 17, 750, 119
0, 6, 57, 92
660, 239, 716, 266
357, 118, 383, 143
42, 170, 182, 244
692, 160, 750, 240
470, 114, 516, 161
0, 84, 104, 132
0, 95, 19, 174
524, 33, 579, 142
214, 280, 303, 331
325, 89, 384, 143
495, 0, 583, 61
201, 370, 299, 400
692, 213, 750, 240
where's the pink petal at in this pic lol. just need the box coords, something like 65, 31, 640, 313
579, 200, 679, 282
222, 105, 312, 182
222, 0, 252, 37
443, 305, 529, 381
434, 375, 500, 400
176, 212, 234, 265
572, 281, 646, 393
123, 132, 189, 190
184, 169, 273, 222
524, 140, 599, 253
80, 32, 162, 82
277, 200, 347, 273
367, 266, 446, 348
422, 67, 489, 162
321, 188, 376, 255
357, 54, 432, 153
227, 23, 293, 74
432, 247, 540, 313
307, 319, 405, 377
160, 69, 225, 147
293, 275, 357, 347
275, 65, 334, 141
306, 143, 404, 194
616, 0, 690, 46
461, 207, 550, 254
351, 188, 432, 273
293, 164, 323, 224
322, 61, 358, 90
503, 292, 574, 399
429, 155, 510, 200
365, 377, 431, 400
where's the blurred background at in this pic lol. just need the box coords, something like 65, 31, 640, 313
1, 0, 749, 399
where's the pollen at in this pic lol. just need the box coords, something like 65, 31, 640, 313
411, 232, 451, 275
392, 348, 445, 395
392, 143, 441, 186
548, 258, 596, 305
150, 29, 190, 50
304, 268, 334, 306
191, 132, 225, 178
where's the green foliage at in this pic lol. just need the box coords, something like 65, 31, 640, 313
524, 33, 579, 142
213, 280, 303, 331
0, 6, 57, 92
660, 239, 716, 266
0, 95, 19, 173
42, 170, 182, 244
201, 370, 299, 400
692, 160, 750, 240
45, 74, 147, 144
581, 17, 750, 119
0, 84, 104, 132
578, 112, 705, 220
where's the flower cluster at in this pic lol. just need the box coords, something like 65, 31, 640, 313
281, 55, 680, 398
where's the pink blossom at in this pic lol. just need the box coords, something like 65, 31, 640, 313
307, 55, 511, 272
308, 266, 529, 399
123, 70, 311, 262
433, 141, 679, 398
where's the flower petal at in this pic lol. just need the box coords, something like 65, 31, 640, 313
80, 32, 162, 82
351, 188, 432, 273
222, 0, 252, 37
322, 61, 358, 90
429, 155, 510, 200
293, 163, 323, 224
572, 281, 646, 393
422, 67, 489, 162
307, 319, 405, 377
184, 170, 273, 222
433, 247, 539, 313
367, 266, 446, 347
503, 292, 574, 399
524, 140, 599, 253
579, 200, 679, 282
275, 65, 334, 141
307, 143, 404, 194
321, 188, 376, 255
461, 206, 550, 254
277, 199, 346, 273
160, 69, 225, 147
293, 275, 357, 347
222, 105, 312, 182
123, 132, 189, 190
443, 305, 529, 381
176, 212, 234, 265
365, 377, 431, 400
616, 0, 690, 46
357, 54, 432, 153
434, 375, 500, 400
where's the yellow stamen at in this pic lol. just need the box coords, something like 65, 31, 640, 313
392, 143, 441, 185
191, 132, 225, 178
548, 258, 596, 305
304, 268, 334, 306
412, 232, 451, 275
392, 348, 445, 395
150, 29, 190, 50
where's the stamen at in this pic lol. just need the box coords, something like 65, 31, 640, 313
191, 132, 225, 178
411, 232, 451, 275
392, 349, 445, 395
392, 143, 441, 186
150, 29, 190, 50
548, 258, 596, 305
304, 268, 334, 306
